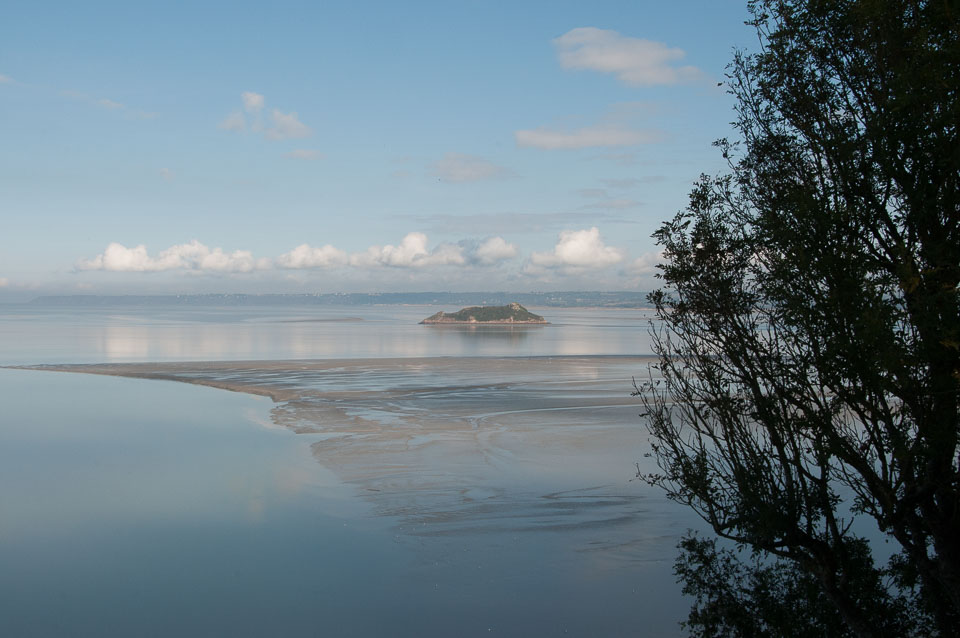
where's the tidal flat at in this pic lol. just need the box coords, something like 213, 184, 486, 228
20, 356, 665, 540
1, 305, 699, 636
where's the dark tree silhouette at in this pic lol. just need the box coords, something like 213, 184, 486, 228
639, 1, 960, 635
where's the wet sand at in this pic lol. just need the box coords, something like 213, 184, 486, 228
13, 356, 676, 555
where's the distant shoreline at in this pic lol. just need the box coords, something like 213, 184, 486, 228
24, 291, 653, 309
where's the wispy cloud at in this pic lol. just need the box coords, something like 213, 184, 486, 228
600, 177, 665, 188
219, 111, 246, 131
589, 152, 640, 165
220, 93, 313, 141
409, 210, 636, 234
241, 91, 264, 113
266, 109, 312, 140
433, 153, 511, 183
283, 149, 322, 160
577, 188, 609, 199
553, 27, 704, 86
575, 187, 642, 208
60, 89, 154, 118
0, 74, 14, 84
159, 168, 174, 181
516, 124, 662, 150
0, 277, 9, 288
580, 198, 642, 210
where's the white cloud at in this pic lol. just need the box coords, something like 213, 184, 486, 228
516, 124, 661, 150
434, 153, 510, 183
241, 91, 264, 113
159, 167, 174, 181
219, 111, 246, 131
74, 233, 521, 277
276, 244, 348, 269
349, 232, 466, 268
266, 109, 312, 140
553, 27, 703, 86
0, 74, 14, 84
220, 95, 312, 141
97, 98, 124, 110
77, 241, 260, 273
279, 234, 517, 270
529, 227, 624, 269
283, 149, 322, 160
630, 250, 664, 276
0, 277, 9, 287
473, 236, 518, 265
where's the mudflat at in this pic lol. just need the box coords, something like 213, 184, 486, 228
15, 356, 664, 543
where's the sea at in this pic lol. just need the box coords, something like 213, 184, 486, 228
0, 303, 702, 637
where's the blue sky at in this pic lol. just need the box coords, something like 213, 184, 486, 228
0, 0, 755, 299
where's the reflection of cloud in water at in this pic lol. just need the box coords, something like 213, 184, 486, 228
23, 306, 656, 363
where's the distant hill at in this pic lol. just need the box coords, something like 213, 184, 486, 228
420, 303, 547, 325
29, 291, 651, 308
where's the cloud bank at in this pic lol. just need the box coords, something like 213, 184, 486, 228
80, 234, 520, 275
276, 244, 349, 269
77, 241, 261, 273
72, 231, 667, 289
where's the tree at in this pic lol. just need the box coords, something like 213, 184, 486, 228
638, 1, 959, 635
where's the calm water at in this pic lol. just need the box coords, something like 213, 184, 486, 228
0, 304, 698, 637
0, 304, 658, 364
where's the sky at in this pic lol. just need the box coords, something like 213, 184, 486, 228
0, 0, 757, 300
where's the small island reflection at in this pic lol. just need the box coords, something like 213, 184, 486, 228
421, 323, 543, 341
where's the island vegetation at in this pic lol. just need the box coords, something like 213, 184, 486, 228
420, 302, 547, 325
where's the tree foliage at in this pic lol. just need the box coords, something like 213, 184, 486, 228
639, 1, 960, 635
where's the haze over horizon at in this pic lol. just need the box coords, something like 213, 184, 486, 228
1, 1, 753, 302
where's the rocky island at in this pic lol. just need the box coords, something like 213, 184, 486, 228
420, 302, 548, 325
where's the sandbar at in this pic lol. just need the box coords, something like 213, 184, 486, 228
11, 355, 667, 550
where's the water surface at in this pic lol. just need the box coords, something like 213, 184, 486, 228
0, 304, 698, 636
